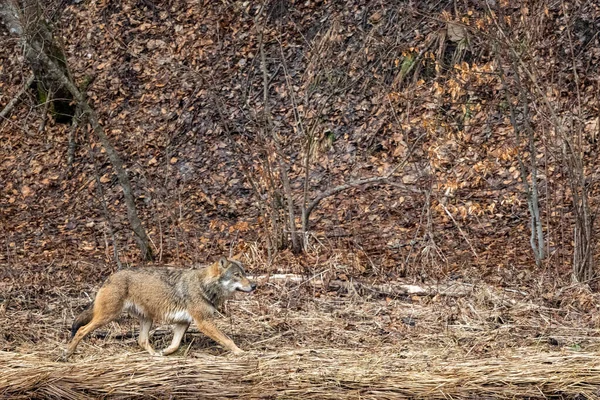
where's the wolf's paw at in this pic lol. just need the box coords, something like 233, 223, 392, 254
231, 348, 245, 356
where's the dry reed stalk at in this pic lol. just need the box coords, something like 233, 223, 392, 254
2, 348, 600, 399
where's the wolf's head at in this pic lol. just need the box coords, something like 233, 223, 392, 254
214, 257, 257, 295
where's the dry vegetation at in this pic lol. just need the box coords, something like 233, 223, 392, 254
2, 0, 600, 398
3, 254, 600, 399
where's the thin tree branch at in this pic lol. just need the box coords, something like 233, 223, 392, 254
86, 126, 122, 269
259, 27, 300, 252
303, 176, 393, 226
302, 132, 426, 232
0, 74, 34, 120
493, 23, 545, 266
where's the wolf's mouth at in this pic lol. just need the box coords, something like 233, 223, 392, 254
237, 284, 257, 292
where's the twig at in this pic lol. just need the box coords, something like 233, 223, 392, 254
88, 135, 122, 270
208, 83, 274, 256
183, 337, 195, 358
495, 52, 544, 266
253, 330, 292, 345
37, 94, 51, 134
439, 202, 479, 259
0, 74, 34, 120
259, 24, 301, 252
251, 273, 475, 297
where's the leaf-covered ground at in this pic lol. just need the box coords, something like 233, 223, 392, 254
2, 0, 598, 281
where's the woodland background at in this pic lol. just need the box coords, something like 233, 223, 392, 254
2, 0, 600, 285
2, 0, 600, 398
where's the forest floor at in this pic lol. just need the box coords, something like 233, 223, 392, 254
3, 258, 600, 399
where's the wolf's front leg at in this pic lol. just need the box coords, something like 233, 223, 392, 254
159, 323, 190, 356
138, 317, 159, 356
195, 319, 244, 354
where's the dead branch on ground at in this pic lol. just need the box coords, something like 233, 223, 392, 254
0, 74, 34, 120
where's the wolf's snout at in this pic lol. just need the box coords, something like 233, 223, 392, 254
235, 281, 257, 292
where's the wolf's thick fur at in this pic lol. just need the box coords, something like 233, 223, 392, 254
65, 257, 256, 359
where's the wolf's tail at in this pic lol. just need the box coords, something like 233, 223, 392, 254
71, 303, 94, 338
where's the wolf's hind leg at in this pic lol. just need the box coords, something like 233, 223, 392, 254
138, 317, 158, 355
64, 287, 123, 359
65, 317, 111, 359
160, 323, 190, 356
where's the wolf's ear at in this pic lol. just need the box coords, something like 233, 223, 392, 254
208, 257, 228, 275
218, 257, 228, 270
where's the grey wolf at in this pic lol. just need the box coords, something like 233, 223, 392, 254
65, 257, 256, 359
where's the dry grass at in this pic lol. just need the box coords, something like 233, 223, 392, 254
3, 260, 600, 399
3, 347, 600, 399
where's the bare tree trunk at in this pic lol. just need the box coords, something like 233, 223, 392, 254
519, 70, 545, 265
259, 30, 300, 252
87, 125, 123, 269
560, 2, 595, 282
279, 158, 301, 253
495, 51, 545, 267
565, 128, 594, 282
490, 2, 594, 280
1, 2, 153, 260
300, 133, 313, 249
572, 201, 594, 282
45, 60, 154, 260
